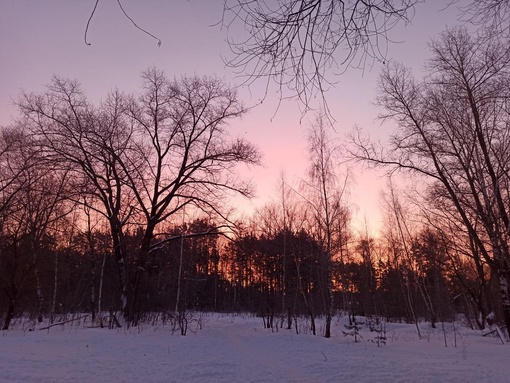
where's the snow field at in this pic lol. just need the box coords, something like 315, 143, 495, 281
1, 314, 509, 383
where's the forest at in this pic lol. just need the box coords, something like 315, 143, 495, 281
1, 1, 509, 342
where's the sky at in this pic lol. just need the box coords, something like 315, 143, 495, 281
0, 0, 470, 234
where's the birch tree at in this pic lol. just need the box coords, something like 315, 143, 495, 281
304, 114, 349, 337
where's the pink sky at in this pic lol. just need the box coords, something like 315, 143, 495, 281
0, 1, 467, 234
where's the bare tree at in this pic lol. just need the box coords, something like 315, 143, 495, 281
350, 27, 510, 335
383, 180, 438, 331
419, 188, 496, 329
18, 68, 260, 324
303, 113, 349, 337
19, 81, 139, 324
16, 152, 73, 323
0, 127, 73, 327
276, 172, 301, 329
121, 68, 260, 322
0, 128, 34, 329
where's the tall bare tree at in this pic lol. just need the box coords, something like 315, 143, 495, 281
19, 81, 138, 323
350, 27, 510, 335
0, 128, 35, 329
15, 150, 73, 323
304, 113, 349, 337
18, 68, 260, 324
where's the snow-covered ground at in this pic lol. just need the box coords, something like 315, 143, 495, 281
1, 313, 509, 383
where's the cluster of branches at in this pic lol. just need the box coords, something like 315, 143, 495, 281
222, 0, 418, 116
82, 1, 510, 121
460, 0, 510, 33
221, 0, 510, 118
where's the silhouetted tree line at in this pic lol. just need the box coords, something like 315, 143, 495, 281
0, 208, 504, 332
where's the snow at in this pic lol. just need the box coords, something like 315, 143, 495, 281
1, 314, 509, 383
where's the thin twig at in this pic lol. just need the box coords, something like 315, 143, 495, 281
84, 0, 162, 46
116, 0, 162, 46
84, 0, 100, 45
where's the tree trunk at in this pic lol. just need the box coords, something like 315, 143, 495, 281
97, 254, 106, 328
111, 226, 129, 324
295, 256, 316, 335
324, 259, 333, 338
90, 251, 96, 323
175, 233, 185, 314
50, 250, 58, 323
32, 243, 44, 323
2, 283, 17, 330
497, 266, 510, 339
126, 221, 157, 325
324, 312, 332, 338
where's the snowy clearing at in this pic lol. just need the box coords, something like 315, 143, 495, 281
1, 314, 509, 383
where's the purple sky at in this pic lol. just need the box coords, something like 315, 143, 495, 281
0, 1, 467, 233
